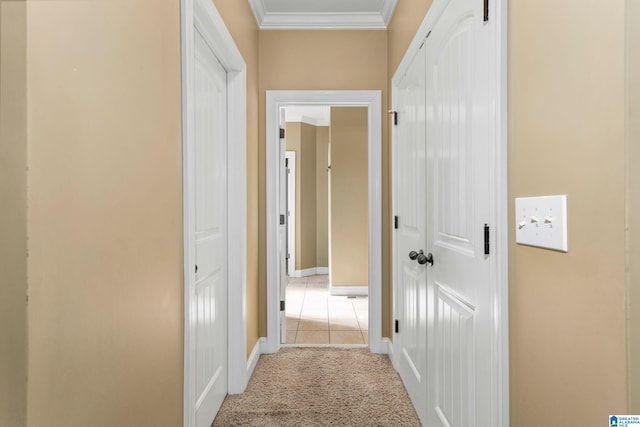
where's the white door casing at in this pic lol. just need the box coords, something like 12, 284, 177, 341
182, 0, 247, 426
393, 44, 429, 425
264, 91, 383, 354
391, 0, 508, 425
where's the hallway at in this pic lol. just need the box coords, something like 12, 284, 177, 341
285, 275, 368, 345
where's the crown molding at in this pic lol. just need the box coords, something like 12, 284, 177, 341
248, 0, 398, 30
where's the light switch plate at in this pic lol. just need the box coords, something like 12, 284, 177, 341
515, 195, 568, 252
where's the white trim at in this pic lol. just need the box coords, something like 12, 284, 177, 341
382, 338, 393, 356
248, 0, 397, 30
493, 1, 510, 425
265, 91, 383, 355
291, 267, 329, 278
245, 339, 262, 383
329, 286, 368, 297
390, 0, 509, 425
182, 0, 247, 425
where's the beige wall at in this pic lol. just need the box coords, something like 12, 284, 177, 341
213, 0, 260, 358
0, 1, 27, 426
26, 2, 183, 426
258, 30, 389, 336
299, 123, 318, 269
387, 0, 432, 77
329, 107, 368, 287
628, 0, 640, 412
316, 126, 329, 267
509, 0, 627, 424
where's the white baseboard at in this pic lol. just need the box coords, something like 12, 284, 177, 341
246, 338, 262, 382
382, 337, 392, 356
329, 285, 368, 296
292, 267, 328, 278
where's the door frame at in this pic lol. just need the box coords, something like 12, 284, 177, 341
285, 151, 296, 277
181, 0, 248, 425
391, 0, 509, 425
264, 90, 384, 354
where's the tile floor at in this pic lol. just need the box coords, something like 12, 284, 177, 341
285, 275, 368, 345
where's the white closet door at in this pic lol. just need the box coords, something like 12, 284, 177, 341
394, 43, 428, 425
425, 0, 492, 425
193, 29, 228, 427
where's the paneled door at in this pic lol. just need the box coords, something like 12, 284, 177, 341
192, 29, 228, 427
425, 0, 492, 425
394, 43, 428, 425
279, 135, 287, 343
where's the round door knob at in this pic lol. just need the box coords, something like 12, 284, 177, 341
409, 250, 419, 260
418, 252, 434, 266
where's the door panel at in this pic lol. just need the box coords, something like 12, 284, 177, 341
433, 284, 474, 426
279, 137, 287, 343
193, 28, 228, 427
394, 44, 428, 425
426, 0, 491, 425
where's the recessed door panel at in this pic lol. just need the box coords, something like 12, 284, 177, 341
433, 283, 474, 427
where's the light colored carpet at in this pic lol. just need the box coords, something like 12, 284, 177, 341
212, 347, 421, 426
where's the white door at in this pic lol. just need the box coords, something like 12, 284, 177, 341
394, 43, 428, 425
192, 29, 228, 427
279, 135, 287, 343
285, 151, 296, 278
425, 0, 492, 425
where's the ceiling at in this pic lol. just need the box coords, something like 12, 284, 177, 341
248, 0, 398, 29
283, 106, 331, 126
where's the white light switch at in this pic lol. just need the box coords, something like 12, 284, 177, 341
515, 195, 568, 252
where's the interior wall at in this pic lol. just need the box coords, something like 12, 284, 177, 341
26, 2, 183, 426
258, 29, 389, 336
316, 126, 329, 268
299, 123, 318, 270
0, 1, 27, 426
387, 0, 432, 77
213, 0, 260, 357
329, 107, 368, 287
627, 0, 640, 412
509, 0, 627, 424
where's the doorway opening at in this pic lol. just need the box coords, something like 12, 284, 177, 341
264, 91, 384, 354
281, 105, 369, 345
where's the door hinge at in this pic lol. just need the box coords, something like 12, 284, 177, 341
280, 128, 285, 139
395, 320, 399, 334
280, 214, 286, 225
389, 110, 398, 126
483, 0, 489, 22
394, 216, 399, 229
286, 253, 290, 260
484, 224, 490, 255
280, 300, 285, 311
